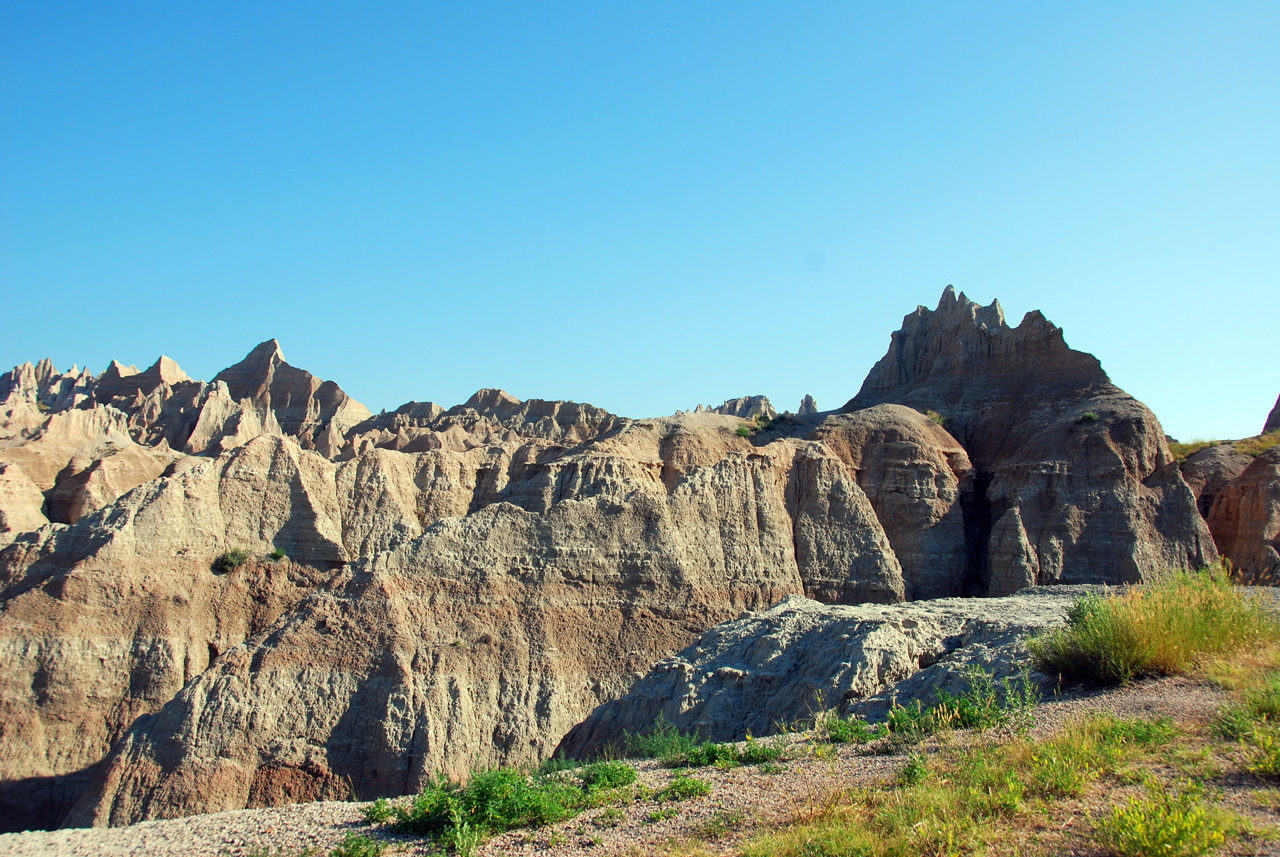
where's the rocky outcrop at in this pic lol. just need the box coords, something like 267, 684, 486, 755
715, 396, 776, 421
1266, 394, 1280, 435
557, 586, 1084, 756
1207, 448, 1280, 583
844, 287, 1215, 593
798, 394, 818, 416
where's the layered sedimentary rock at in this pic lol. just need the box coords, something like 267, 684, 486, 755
0, 289, 1225, 831
1182, 444, 1253, 519
844, 287, 1216, 593
1265, 394, 1280, 435
1207, 448, 1280, 582
714, 395, 776, 420
558, 586, 1085, 756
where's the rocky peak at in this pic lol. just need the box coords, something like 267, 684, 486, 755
1266, 393, 1280, 434
212, 340, 286, 402
798, 394, 818, 415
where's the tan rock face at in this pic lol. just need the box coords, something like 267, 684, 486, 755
844, 287, 1216, 593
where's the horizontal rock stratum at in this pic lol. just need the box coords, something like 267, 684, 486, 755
0, 287, 1257, 832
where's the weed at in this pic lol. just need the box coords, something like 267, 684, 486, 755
736, 424, 753, 438
1096, 780, 1227, 857
737, 734, 785, 765
328, 833, 386, 857
647, 806, 679, 823
537, 752, 582, 776
1029, 566, 1280, 685
1081, 410, 1100, 422
757, 761, 786, 774
657, 774, 711, 801
268, 547, 287, 561
924, 408, 947, 426
214, 548, 250, 573
884, 666, 1039, 740
683, 742, 739, 768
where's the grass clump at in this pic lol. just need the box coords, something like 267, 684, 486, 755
1236, 430, 1280, 458
1029, 566, 1280, 685
268, 547, 287, 561
1081, 410, 1100, 422
825, 712, 884, 745
626, 715, 784, 769
214, 548, 250, 573
328, 833, 386, 857
1096, 780, 1227, 857
625, 714, 702, 763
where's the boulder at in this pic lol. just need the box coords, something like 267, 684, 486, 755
1182, 444, 1252, 518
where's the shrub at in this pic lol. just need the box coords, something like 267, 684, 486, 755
897, 753, 928, 786
736, 424, 753, 438
625, 714, 701, 763
1095, 780, 1227, 857
924, 409, 947, 426
577, 760, 636, 790
214, 548, 250, 573
1029, 567, 1280, 685
885, 666, 1040, 738
363, 797, 394, 823
268, 547, 287, 561
1081, 411, 1100, 422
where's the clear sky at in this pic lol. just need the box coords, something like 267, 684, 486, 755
2, 3, 1277, 441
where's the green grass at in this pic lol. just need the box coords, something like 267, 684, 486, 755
268, 547, 287, 561
625, 715, 786, 769
825, 712, 885, 745
736, 424, 754, 438
1029, 566, 1280, 685
656, 773, 711, 801
214, 547, 250, 573
1169, 439, 1222, 462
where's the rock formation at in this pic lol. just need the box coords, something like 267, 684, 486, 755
1206, 447, 1280, 582
845, 286, 1215, 593
714, 395, 776, 420
798, 394, 818, 415
1267, 394, 1280, 435
0, 289, 1226, 831
557, 586, 1085, 756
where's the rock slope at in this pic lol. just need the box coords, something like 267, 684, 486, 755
1266, 394, 1280, 435
0, 290, 1222, 831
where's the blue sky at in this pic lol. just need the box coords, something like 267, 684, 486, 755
2, 3, 1277, 440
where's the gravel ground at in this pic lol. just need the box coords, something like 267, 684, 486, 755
3, 674, 1265, 857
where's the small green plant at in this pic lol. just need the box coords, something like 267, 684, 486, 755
736, 424, 753, 438
656, 773, 711, 801
737, 734, 785, 764
682, 741, 739, 768
758, 761, 786, 774
214, 548, 250, 573
924, 409, 947, 426
268, 547, 287, 561
1095, 780, 1227, 857
1081, 410, 1100, 422
328, 833, 386, 857
1029, 566, 1280, 685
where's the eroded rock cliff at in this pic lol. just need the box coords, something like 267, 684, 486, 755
0, 290, 1225, 830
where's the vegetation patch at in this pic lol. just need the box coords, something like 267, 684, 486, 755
1029, 566, 1279, 685
368, 761, 642, 855
1236, 430, 1280, 458
884, 665, 1038, 739
1096, 780, 1228, 857
213, 547, 250, 573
